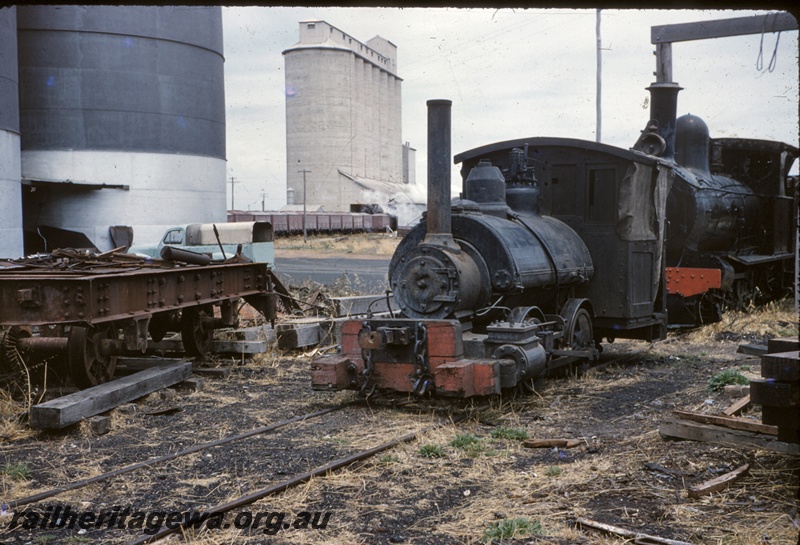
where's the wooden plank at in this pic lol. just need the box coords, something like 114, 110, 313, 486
659, 416, 800, 455
761, 406, 800, 443
276, 322, 321, 349
672, 410, 777, 435
651, 13, 798, 44
737, 343, 767, 356
575, 517, 694, 545
522, 439, 583, 449
116, 357, 187, 373
768, 338, 800, 354
750, 379, 800, 407
29, 361, 192, 429
687, 464, 749, 499
723, 394, 751, 416
760, 351, 800, 381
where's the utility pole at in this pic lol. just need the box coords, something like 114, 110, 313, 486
228, 176, 240, 211
261, 191, 266, 212
596, 9, 602, 143
298, 169, 311, 243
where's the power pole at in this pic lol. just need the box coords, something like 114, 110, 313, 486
596, 9, 602, 143
229, 176, 240, 211
261, 191, 266, 212
298, 169, 311, 243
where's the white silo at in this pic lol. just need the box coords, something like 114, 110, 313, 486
16, 6, 227, 252
283, 21, 404, 212
0, 6, 23, 258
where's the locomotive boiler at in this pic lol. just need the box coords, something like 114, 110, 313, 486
312, 99, 673, 397
663, 114, 798, 325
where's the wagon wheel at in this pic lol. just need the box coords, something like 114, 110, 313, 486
181, 305, 214, 357
68, 325, 118, 389
508, 306, 546, 394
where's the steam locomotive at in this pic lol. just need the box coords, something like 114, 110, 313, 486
311, 88, 797, 397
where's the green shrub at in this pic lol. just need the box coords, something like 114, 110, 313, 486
418, 444, 445, 458
490, 426, 529, 441
482, 516, 542, 543
544, 466, 562, 477
450, 434, 481, 449
707, 370, 749, 392
1, 462, 31, 481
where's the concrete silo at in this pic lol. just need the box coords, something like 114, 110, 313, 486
283, 21, 404, 212
16, 6, 227, 252
0, 7, 23, 258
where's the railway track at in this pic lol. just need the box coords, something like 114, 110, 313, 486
3, 397, 485, 544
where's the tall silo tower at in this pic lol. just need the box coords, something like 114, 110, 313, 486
283, 21, 404, 212
0, 7, 23, 258
17, 6, 227, 252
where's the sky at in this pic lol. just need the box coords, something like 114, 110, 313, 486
221, 7, 799, 215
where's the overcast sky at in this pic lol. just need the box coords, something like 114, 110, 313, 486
221, 7, 799, 213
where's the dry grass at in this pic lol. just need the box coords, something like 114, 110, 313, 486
684, 297, 798, 343
275, 233, 400, 256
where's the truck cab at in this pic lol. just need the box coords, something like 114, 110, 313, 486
129, 222, 275, 268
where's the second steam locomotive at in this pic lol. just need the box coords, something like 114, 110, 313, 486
312, 85, 797, 398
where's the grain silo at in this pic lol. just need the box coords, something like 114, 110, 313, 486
16, 6, 227, 252
0, 6, 23, 258
283, 21, 405, 212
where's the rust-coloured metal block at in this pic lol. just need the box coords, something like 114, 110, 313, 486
434, 359, 499, 397
434, 360, 475, 397
340, 320, 363, 358
371, 362, 416, 392
425, 321, 464, 359
310, 355, 354, 390
665, 267, 722, 297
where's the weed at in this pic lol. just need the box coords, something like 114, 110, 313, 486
707, 369, 749, 392
1, 462, 31, 481
450, 433, 481, 449
418, 444, 445, 458
379, 454, 399, 464
544, 466, 562, 477
490, 426, 529, 441
482, 516, 543, 543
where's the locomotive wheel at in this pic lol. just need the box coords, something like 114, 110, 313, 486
68, 325, 118, 389
567, 308, 594, 351
181, 305, 214, 357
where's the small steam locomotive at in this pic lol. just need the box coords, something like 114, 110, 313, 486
312, 85, 797, 397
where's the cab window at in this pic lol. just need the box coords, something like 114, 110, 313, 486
163, 229, 183, 245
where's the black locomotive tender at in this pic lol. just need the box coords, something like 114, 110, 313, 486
311, 92, 797, 397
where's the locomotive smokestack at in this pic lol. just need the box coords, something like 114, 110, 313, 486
424, 99, 459, 250
646, 81, 682, 159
